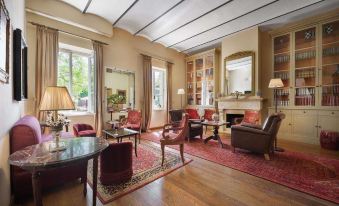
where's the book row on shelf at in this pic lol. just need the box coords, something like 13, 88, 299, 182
205, 68, 214, 76
296, 68, 315, 78
322, 85, 339, 94
295, 50, 316, 61
274, 55, 289, 64
296, 87, 315, 96
295, 96, 315, 106
275, 72, 289, 80
322, 95, 339, 106
277, 100, 290, 107
277, 89, 289, 95
323, 47, 339, 57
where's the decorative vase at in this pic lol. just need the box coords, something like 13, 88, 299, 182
50, 124, 66, 152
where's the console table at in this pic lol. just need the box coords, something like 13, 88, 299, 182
8, 137, 108, 206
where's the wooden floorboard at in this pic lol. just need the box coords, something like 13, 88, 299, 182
19, 134, 338, 206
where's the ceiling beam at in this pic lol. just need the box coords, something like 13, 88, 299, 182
82, 0, 92, 13
113, 0, 139, 26
151, 0, 234, 42
168, 0, 279, 48
180, 0, 325, 53
133, 0, 186, 36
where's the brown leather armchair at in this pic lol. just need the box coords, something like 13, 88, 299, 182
231, 113, 285, 160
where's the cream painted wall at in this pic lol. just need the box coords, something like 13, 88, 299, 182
25, 9, 186, 129
0, 1, 25, 205
221, 27, 260, 95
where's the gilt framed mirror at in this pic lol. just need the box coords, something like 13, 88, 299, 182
224, 51, 255, 96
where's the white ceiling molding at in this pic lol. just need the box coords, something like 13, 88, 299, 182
54, 0, 339, 53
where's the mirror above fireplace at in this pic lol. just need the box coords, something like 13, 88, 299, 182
224, 51, 255, 96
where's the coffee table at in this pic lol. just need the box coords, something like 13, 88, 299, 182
201, 121, 228, 148
8, 137, 108, 206
103, 128, 139, 157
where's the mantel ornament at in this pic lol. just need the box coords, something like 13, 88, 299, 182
230, 91, 244, 99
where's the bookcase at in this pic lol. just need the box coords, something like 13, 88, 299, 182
186, 49, 219, 107
270, 16, 339, 145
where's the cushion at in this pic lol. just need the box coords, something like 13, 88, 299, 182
122, 123, 140, 130
186, 109, 200, 119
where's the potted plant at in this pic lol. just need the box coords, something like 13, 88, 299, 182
108, 94, 126, 111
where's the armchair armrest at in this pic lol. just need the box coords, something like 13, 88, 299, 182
162, 123, 183, 139
231, 125, 269, 136
240, 122, 262, 130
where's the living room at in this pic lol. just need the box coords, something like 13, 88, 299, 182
0, 0, 339, 206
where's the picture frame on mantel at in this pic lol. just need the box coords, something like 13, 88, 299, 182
0, 0, 10, 83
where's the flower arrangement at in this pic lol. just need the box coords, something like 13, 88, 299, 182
46, 112, 69, 131
108, 94, 126, 104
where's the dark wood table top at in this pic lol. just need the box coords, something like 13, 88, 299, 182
8, 137, 108, 171
103, 128, 139, 138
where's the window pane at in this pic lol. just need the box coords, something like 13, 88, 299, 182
57, 52, 70, 91
152, 68, 166, 110
72, 54, 89, 111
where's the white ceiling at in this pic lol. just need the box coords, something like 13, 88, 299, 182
60, 0, 339, 54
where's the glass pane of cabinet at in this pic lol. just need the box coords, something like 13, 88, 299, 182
294, 27, 316, 106
204, 55, 214, 106
186, 61, 194, 105
195, 58, 203, 105
321, 20, 339, 106
274, 34, 290, 107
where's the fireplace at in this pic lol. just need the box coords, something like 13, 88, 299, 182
226, 113, 244, 128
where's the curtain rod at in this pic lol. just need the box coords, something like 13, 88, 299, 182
28, 21, 109, 45
140, 53, 174, 64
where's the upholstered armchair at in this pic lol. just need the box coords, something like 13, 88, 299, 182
161, 114, 189, 166
203, 109, 215, 134
121, 110, 142, 143
169, 109, 184, 127
231, 113, 285, 160
185, 109, 203, 141
73, 123, 97, 137
100, 142, 133, 185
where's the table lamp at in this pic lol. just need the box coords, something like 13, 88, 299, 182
268, 78, 284, 113
39, 86, 75, 151
177, 88, 185, 108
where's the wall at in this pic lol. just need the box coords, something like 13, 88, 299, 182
221, 27, 260, 95
0, 1, 25, 205
25, 5, 186, 129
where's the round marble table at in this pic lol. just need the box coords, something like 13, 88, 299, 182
9, 137, 109, 206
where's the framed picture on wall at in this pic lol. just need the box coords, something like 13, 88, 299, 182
0, 0, 10, 83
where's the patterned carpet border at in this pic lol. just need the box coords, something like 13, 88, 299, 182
87, 142, 192, 204
142, 132, 339, 204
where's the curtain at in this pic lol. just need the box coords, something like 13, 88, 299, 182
142, 55, 152, 132
93, 41, 104, 137
35, 26, 59, 120
166, 62, 173, 123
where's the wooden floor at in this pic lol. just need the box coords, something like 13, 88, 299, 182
19, 134, 338, 206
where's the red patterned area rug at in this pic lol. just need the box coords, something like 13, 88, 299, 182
142, 132, 339, 204
87, 142, 192, 204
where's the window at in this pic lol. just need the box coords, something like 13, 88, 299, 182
57, 49, 95, 113
152, 67, 166, 110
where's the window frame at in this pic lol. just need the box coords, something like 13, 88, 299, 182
152, 67, 167, 110
57, 48, 95, 114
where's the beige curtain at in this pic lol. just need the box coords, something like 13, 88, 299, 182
93, 41, 104, 137
35, 26, 59, 120
166, 62, 173, 123
142, 55, 152, 132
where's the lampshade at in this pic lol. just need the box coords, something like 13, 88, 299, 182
268, 78, 284, 88
39, 86, 75, 111
177, 88, 185, 95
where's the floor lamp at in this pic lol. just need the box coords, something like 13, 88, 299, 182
268, 78, 284, 152
177, 88, 185, 109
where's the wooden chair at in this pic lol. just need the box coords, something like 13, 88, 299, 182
161, 114, 189, 166
121, 109, 142, 143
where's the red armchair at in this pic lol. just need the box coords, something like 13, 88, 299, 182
100, 142, 133, 185
161, 114, 189, 166
73, 123, 97, 137
121, 110, 142, 143
10, 115, 87, 201
203, 109, 215, 134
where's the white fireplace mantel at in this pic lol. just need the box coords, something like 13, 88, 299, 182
217, 96, 264, 111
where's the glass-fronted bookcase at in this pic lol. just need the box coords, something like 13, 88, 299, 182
272, 19, 339, 109
186, 49, 219, 107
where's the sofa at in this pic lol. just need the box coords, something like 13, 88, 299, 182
10, 115, 87, 201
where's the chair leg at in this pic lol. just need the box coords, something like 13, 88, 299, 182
231, 146, 235, 153
180, 144, 185, 164
139, 133, 141, 144
264, 153, 270, 161
161, 144, 165, 166
205, 125, 207, 134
